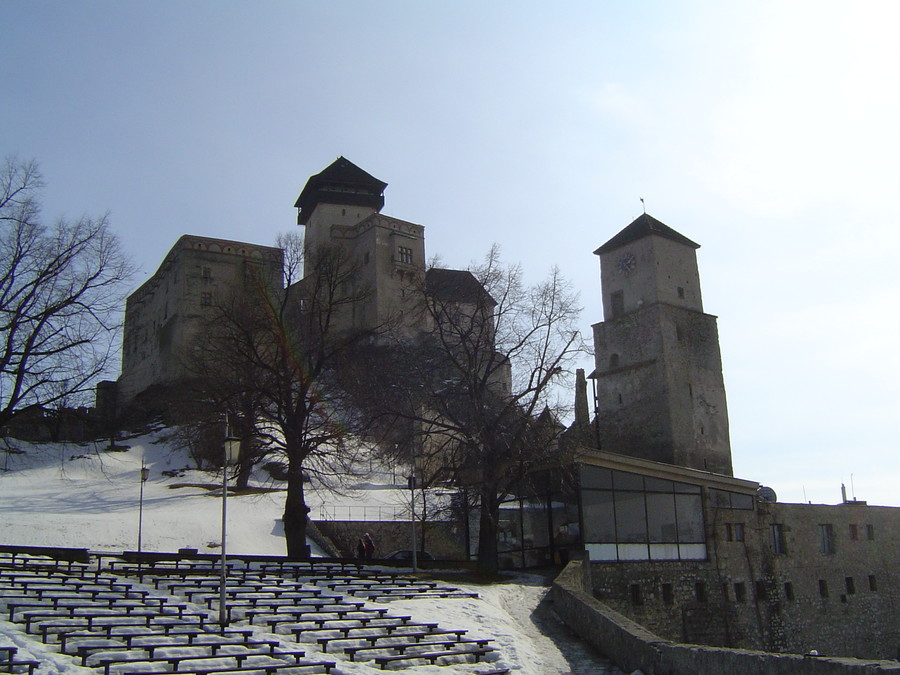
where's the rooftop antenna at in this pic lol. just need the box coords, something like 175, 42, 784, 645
640, 197, 646, 214
851, 474, 856, 501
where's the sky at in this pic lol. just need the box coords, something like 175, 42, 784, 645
0, 433, 627, 675
1, 1, 898, 507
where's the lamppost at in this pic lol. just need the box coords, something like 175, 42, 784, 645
407, 474, 417, 572
137, 462, 150, 552
218, 418, 241, 627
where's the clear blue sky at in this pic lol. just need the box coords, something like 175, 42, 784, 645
2, 1, 898, 506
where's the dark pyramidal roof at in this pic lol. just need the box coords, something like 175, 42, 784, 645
295, 157, 387, 225
594, 213, 700, 255
425, 268, 496, 307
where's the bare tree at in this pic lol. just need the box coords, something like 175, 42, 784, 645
363, 245, 586, 573
0, 157, 133, 428
188, 231, 378, 557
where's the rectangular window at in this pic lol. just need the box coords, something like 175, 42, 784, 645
630, 583, 643, 606
397, 246, 413, 264
695, 582, 707, 603
771, 523, 787, 555
733, 582, 746, 603
201, 266, 212, 282
662, 583, 674, 605
784, 581, 795, 601
734, 523, 745, 542
866, 524, 875, 540
849, 524, 859, 540
610, 291, 625, 318
868, 575, 877, 591
818, 579, 829, 598
819, 524, 835, 555
615, 491, 648, 543
845, 576, 855, 595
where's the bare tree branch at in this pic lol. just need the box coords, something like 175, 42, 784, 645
0, 157, 133, 426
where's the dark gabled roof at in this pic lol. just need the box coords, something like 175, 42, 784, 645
594, 213, 700, 255
294, 157, 387, 224
425, 268, 496, 307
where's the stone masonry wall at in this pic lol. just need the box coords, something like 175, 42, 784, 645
551, 557, 900, 675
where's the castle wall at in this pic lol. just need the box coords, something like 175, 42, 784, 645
118, 236, 282, 407
553, 558, 900, 675
586, 497, 900, 660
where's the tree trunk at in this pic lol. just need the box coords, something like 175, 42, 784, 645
235, 435, 252, 490
283, 458, 310, 558
476, 490, 500, 575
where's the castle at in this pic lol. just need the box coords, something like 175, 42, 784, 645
113, 158, 899, 661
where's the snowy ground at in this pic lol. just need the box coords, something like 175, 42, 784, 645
0, 430, 632, 674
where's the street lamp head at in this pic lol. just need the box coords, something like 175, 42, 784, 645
224, 436, 241, 466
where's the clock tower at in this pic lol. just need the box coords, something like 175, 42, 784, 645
591, 213, 733, 475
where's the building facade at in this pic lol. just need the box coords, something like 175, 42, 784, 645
581, 214, 897, 659
497, 213, 898, 660
117, 235, 283, 406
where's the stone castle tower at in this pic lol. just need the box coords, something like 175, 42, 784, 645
591, 213, 733, 475
294, 157, 426, 337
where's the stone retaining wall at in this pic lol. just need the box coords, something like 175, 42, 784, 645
551, 556, 900, 675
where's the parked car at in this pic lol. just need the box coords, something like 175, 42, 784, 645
384, 549, 434, 561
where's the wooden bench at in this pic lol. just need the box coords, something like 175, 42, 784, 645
93, 646, 313, 674
342, 636, 493, 661
0, 652, 40, 675
373, 646, 493, 669
302, 621, 444, 647
257, 605, 389, 630
0, 544, 91, 565
241, 598, 363, 623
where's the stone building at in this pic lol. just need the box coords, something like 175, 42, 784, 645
293, 157, 427, 339
116, 234, 283, 407
591, 213, 732, 476
498, 212, 898, 660
114, 157, 503, 408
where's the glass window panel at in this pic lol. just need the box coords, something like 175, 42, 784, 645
615, 491, 648, 543
497, 504, 522, 553
551, 499, 581, 546
580, 465, 612, 489
649, 543, 680, 560
675, 493, 705, 543
674, 481, 701, 494
613, 471, 644, 491
646, 492, 678, 542
645, 477, 674, 493
731, 493, 755, 510
524, 548, 552, 567
522, 498, 550, 549
582, 490, 616, 542
618, 543, 650, 560
586, 543, 618, 561
709, 489, 731, 507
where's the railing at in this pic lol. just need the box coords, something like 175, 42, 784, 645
315, 504, 412, 522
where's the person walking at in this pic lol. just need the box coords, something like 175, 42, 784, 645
362, 533, 375, 559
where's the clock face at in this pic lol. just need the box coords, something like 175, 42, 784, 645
617, 252, 637, 277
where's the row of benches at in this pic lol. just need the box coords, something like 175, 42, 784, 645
127, 566, 500, 670
1, 548, 508, 672
0, 556, 337, 674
